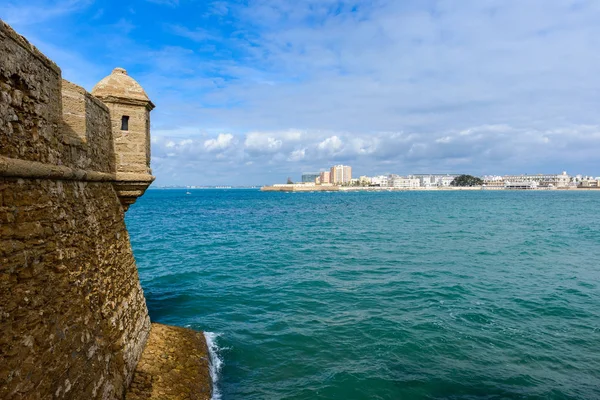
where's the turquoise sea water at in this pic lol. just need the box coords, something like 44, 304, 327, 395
126, 189, 600, 399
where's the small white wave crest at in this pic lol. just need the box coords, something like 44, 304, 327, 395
204, 332, 223, 400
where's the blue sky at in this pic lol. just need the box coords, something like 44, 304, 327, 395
3, 0, 600, 185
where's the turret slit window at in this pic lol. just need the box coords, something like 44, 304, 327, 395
121, 115, 129, 131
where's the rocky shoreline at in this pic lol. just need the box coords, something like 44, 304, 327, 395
126, 323, 212, 400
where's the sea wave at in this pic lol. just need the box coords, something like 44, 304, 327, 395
204, 332, 223, 400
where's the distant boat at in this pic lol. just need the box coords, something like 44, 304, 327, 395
186, 191, 191, 195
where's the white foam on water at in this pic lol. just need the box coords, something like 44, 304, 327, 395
204, 332, 223, 400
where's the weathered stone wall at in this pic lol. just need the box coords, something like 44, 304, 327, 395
0, 20, 151, 399
0, 179, 150, 399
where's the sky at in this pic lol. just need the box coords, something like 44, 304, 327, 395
2, 0, 600, 185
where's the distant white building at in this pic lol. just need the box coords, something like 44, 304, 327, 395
502, 172, 570, 188
578, 176, 600, 187
482, 175, 505, 188
439, 176, 455, 187
389, 175, 420, 188
418, 175, 437, 187
413, 174, 457, 187
504, 181, 538, 190
369, 175, 389, 187
572, 175, 599, 187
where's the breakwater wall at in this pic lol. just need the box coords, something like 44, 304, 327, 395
261, 185, 340, 192
0, 20, 206, 399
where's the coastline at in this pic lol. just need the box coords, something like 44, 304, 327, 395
260, 185, 600, 192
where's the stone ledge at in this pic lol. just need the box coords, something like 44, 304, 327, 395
0, 156, 154, 210
126, 323, 212, 400
95, 94, 156, 110
0, 155, 114, 181
0, 156, 156, 183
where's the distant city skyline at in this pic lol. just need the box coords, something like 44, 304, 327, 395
4, 1, 600, 185
290, 168, 598, 189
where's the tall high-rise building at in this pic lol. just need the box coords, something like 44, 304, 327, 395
319, 171, 331, 184
330, 165, 352, 185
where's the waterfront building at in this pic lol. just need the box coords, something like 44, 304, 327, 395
369, 175, 389, 187
439, 176, 455, 186
389, 175, 420, 188
572, 175, 599, 188
502, 172, 570, 188
482, 175, 505, 188
302, 172, 320, 183
413, 174, 457, 187
272, 183, 316, 187
417, 175, 437, 187
320, 171, 331, 184
330, 165, 352, 185
579, 178, 600, 188
505, 181, 538, 190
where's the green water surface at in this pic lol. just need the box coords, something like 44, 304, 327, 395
126, 190, 600, 399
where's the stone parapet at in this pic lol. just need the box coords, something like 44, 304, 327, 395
0, 20, 60, 74
1, 20, 62, 166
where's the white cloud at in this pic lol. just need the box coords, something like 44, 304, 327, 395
317, 136, 343, 153
244, 133, 283, 154
204, 133, 234, 152
148, 124, 600, 185
287, 148, 306, 161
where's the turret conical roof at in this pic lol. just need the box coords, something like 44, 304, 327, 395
92, 68, 154, 108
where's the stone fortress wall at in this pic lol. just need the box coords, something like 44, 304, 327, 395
0, 20, 157, 399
